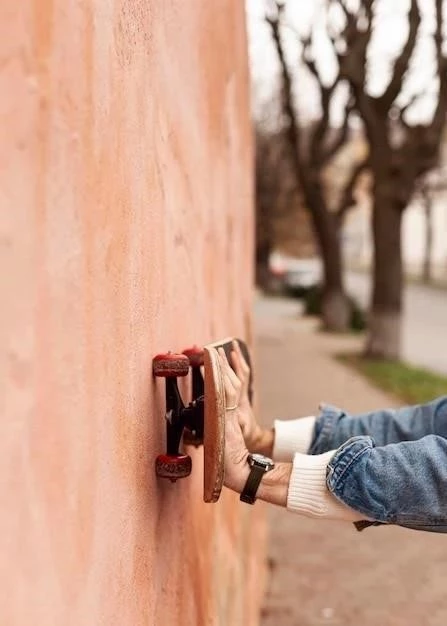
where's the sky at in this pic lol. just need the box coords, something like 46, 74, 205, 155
246, 0, 446, 127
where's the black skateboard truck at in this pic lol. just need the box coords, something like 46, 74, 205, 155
182, 345, 205, 446
153, 352, 205, 482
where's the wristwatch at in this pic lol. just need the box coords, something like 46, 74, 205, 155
240, 453, 275, 505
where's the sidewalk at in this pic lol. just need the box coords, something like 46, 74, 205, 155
254, 296, 447, 626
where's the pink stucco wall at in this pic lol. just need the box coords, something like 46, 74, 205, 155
1, 1, 263, 624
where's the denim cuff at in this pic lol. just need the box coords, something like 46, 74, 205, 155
326, 435, 377, 526
309, 403, 347, 455
326, 436, 374, 490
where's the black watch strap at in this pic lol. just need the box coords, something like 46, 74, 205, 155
240, 465, 266, 505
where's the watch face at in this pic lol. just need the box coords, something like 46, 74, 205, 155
249, 453, 274, 469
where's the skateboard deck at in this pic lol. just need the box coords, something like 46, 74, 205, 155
153, 337, 252, 503
203, 345, 225, 503
202, 337, 252, 503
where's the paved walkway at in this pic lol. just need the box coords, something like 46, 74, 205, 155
346, 271, 447, 375
254, 295, 447, 626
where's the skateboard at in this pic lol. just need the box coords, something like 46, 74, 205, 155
153, 338, 253, 503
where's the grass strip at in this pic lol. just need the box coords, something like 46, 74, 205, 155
337, 353, 447, 405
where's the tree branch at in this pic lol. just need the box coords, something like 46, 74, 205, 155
304, 38, 334, 167
430, 0, 447, 136
336, 0, 372, 87
301, 33, 347, 168
320, 97, 355, 166
301, 36, 319, 82
335, 157, 370, 223
266, 3, 305, 183
329, 0, 380, 144
395, 91, 425, 128
400, 0, 447, 182
377, 0, 421, 112
309, 87, 332, 167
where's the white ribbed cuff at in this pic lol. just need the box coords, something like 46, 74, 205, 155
287, 451, 366, 522
273, 416, 316, 461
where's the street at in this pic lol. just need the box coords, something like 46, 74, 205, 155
346, 272, 447, 375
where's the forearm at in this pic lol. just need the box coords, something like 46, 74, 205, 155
226, 451, 368, 522
257, 462, 292, 506
327, 434, 447, 532
229, 399, 447, 531
270, 396, 447, 459
310, 396, 447, 453
226, 460, 291, 506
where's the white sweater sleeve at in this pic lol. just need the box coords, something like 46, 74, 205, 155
287, 451, 368, 521
273, 418, 371, 522
273, 416, 316, 461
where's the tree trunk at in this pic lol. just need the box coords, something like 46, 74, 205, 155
366, 193, 403, 359
255, 239, 273, 290
422, 192, 433, 284
321, 286, 351, 332
306, 185, 350, 332
320, 235, 350, 333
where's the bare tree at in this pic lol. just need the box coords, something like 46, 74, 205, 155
332, 0, 447, 358
416, 167, 447, 283
255, 126, 287, 287
255, 128, 274, 287
421, 184, 435, 284
266, 3, 368, 331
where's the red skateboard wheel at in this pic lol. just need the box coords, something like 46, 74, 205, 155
182, 345, 204, 367
152, 353, 189, 377
155, 454, 192, 482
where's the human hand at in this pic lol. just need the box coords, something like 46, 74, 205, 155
228, 341, 259, 446
229, 340, 274, 456
217, 347, 250, 493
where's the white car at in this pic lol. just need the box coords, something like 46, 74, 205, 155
269, 253, 322, 296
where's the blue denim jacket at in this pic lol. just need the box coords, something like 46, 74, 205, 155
309, 396, 447, 532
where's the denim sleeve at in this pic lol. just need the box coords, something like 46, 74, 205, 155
309, 396, 447, 454
326, 434, 447, 533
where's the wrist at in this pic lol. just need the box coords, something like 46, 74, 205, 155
224, 452, 250, 494
229, 454, 292, 508
250, 427, 275, 456
256, 463, 292, 507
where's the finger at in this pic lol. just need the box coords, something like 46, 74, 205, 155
217, 349, 235, 388
217, 349, 239, 404
230, 346, 244, 381
218, 347, 241, 389
217, 349, 241, 409
230, 349, 249, 400
232, 340, 250, 376
217, 347, 232, 375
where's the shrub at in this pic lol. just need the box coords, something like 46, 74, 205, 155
303, 285, 323, 316
303, 285, 366, 333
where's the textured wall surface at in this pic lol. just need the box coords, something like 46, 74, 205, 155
1, 1, 262, 624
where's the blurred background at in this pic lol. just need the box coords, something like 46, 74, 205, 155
246, 2, 447, 624
247, 0, 447, 375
